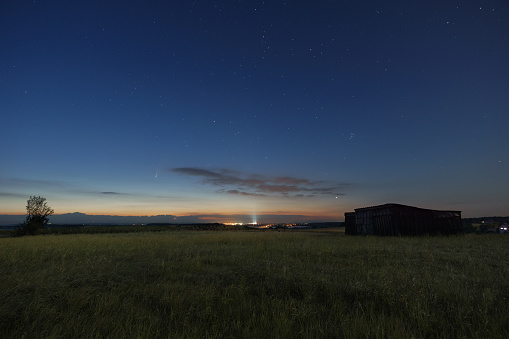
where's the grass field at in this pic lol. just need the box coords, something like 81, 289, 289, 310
1, 231, 508, 338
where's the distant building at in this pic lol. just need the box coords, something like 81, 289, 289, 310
345, 203, 462, 236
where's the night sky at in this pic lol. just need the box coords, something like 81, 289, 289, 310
1, 1, 508, 223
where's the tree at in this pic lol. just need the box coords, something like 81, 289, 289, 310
16, 196, 54, 236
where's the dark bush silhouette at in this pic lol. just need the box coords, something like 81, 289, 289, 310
16, 196, 54, 236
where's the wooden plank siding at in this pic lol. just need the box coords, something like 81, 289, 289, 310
345, 203, 462, 236
344, 212, 357, 235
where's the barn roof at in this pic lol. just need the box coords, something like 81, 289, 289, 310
354, 203, 461, 214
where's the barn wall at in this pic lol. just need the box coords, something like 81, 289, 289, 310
371, 206, 397, 236
355, 210, 373, 235
432, 211, 463, 234
345, 212, 357, 235
346, 204, 463, 236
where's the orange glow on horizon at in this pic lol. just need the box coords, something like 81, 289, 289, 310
0, 194, 350, 223
1, 208, 345, 219
198, 216, 237, 221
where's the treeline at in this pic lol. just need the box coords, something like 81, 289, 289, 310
462, 217, 509, 233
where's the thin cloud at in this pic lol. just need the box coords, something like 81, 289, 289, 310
274, 176, 311, 185
171, 167, 350, 198
0, 176, 141, 199
223, 189, 267, 197
0, 177, 68, 189
0, 192, 27, 198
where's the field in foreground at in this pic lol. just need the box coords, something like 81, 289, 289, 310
1, 232, 508, 338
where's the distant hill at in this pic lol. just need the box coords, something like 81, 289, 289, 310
0, 213, 180, 226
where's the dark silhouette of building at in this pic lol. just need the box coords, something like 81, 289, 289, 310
345, 203, 462, 236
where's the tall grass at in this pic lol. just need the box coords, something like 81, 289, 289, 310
1, 232, 508, 338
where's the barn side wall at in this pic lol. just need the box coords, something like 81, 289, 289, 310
432, 211, 463, 234
346, 205, 463, 236
345, 212, 357, 235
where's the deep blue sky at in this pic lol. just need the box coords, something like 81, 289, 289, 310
1, 0, 508, 223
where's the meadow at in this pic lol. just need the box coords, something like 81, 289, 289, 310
1, 230, 508, 338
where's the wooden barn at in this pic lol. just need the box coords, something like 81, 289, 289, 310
345, 203, 462, 236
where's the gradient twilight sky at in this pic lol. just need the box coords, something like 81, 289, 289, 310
1, 1, 508, 223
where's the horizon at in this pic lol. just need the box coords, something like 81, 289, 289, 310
1, 2, 508, 219
0, 211, 339, 226
1, 208, 508, 227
